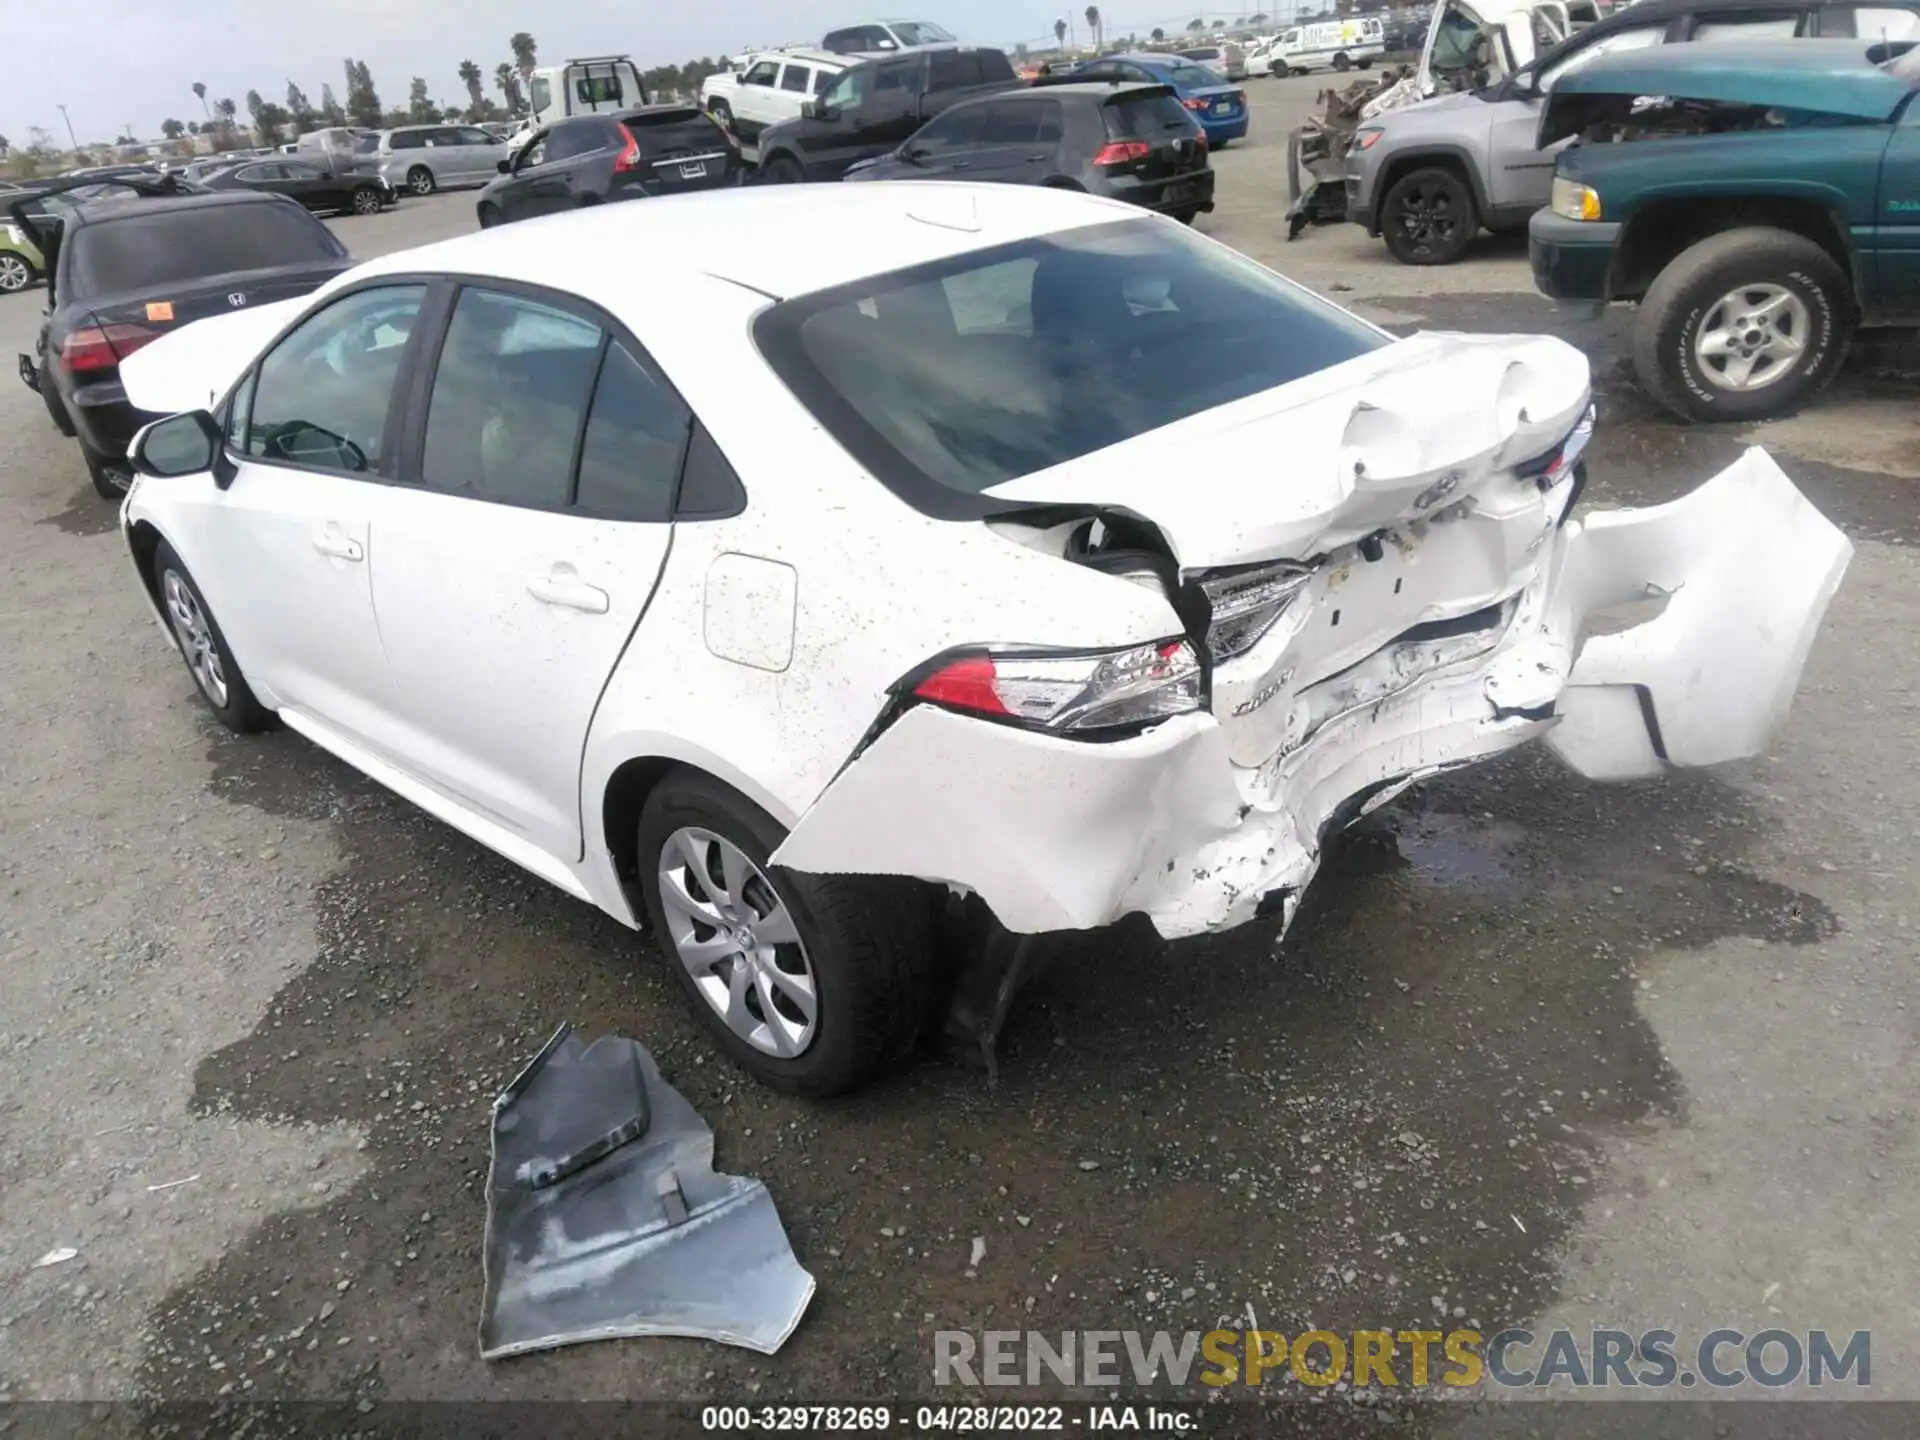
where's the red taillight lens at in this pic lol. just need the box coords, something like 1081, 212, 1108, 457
1092, 139, 1151, 167
62, 323, 159, 373
909, 640, 1202, 734
1181, 96, 1207, 111
611, 123, 642, 174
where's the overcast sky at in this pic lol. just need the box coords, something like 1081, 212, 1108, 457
0, 0, 1269, 146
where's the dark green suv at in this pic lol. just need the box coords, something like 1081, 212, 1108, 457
1529, 38, 1920, 421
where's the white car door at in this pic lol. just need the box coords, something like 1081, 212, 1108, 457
734, 59, 784, 137
183, 283, 428, 751
367, 284, 682, 860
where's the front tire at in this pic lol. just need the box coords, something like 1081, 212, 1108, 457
0, 252, 33, 292
477, 201, 500, 228
636, 771, 933, 1096
1271, 60, 1290, 77
709, 100, 733, 130
760, 153, 804, 184
1631, 226, 1852, 424
151, 541, 275, 733
1379, 165, 1477, 265
349, 185, 383, 216
406, 165, 436, 196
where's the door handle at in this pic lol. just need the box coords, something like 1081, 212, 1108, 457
527, 569, 610, 614
311, 529, 364, 562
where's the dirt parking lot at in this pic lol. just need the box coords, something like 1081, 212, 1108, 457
3, 76, 1918, 1436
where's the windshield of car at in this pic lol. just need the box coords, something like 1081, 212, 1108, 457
1152, 59, 1227, 88
755, 218, 1385, 498
68, 204, 346, 295
891, 21, 956, 44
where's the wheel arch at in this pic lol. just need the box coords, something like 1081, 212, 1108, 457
1371, 145, 1491, 229
126, 518, 170, 633
1612, 194, 1859, 306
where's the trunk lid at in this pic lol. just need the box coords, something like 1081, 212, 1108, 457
1100, 88, 1210, 180
115, 288, 324, 414
618, 107, 735, 191
982, 329, 1591, 570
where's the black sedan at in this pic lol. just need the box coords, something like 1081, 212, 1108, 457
475, 105, 741, 227
11, 184, 355, 499
200, 158, 394, 217
842, 82, 1214, 224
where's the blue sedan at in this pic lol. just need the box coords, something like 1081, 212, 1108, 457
1062, 53, 1249, 146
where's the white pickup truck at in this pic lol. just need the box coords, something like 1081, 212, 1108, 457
527, 56, 648, 129
699, 49, 850, 151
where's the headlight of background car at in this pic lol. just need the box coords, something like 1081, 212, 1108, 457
1550, 175, 1601, 222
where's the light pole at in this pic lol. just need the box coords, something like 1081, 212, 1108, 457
56, 103, 78, 154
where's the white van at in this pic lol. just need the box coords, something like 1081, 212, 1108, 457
1268, 16, 1387, 74
527, 56, 647, 128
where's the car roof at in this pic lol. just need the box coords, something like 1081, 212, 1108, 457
347, 182, 1139, 303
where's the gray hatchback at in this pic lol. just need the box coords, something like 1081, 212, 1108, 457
1342, 0, 1919, 263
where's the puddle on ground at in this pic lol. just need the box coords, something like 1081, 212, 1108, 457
130, 711, 1836, 1432
37, 484, 119, 537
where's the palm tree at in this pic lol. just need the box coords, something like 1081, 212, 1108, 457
1151, 26, 1166, 41
1053, 17, 1068, 47
216, 97, 238, 128
1187, 17, 1206, 30
1084, 5, 1102, 49
510, 31, 538, 79
458, 59, 485, 116
191, 81, 209, 122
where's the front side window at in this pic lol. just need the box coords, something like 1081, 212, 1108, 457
754, 219, 1385, 501
517, 134, 550, 168
420, 288, 603, 508
813, 68, 838, 95
910, 107, 988, 152
530, 76, 552, 114
244, 285, 426, 473
744, 61, 781, 86
820, 68, 869, 109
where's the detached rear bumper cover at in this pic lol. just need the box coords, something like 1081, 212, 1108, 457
773, 448, 1850, 939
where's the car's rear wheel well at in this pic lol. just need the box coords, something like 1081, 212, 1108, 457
602, 756, 689, 918
1615, 198, 1854, 303
1373, 150, 1476, 226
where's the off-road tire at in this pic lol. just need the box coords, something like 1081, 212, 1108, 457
150, 540, 275, 733
1379, 164, 1477, 266
636, 770, 935, 1096
1631, 226, 1852, 424
760, 153, 804, 184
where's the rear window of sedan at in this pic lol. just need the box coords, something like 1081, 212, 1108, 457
754, 218, 1385, 500
67, 204, 347, 295
1153, 59, 1226, 88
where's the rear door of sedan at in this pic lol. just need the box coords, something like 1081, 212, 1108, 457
366, 281, 693, 860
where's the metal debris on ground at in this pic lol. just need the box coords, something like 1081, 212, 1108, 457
479, 1024, 815, 1360
1286, 68, 1412, 240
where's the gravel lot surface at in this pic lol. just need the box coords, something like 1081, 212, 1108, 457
1, 75, 1916, 1437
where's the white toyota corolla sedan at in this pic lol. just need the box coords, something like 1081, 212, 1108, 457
115, 183, 1852, 1094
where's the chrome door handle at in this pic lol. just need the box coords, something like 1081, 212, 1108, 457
312, 530, 363, 562
527, 570, 610, 614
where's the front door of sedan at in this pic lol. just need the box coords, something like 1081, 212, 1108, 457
277, 160, 346, 211
185, 283, 429, 750
368, 283, 682, 859
499, 132, 563, 219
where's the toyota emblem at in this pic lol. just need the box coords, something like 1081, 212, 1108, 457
227, 292, 248, 308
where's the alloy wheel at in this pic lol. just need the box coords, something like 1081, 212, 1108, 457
161, 569, 230, 708
353, 189, 382, 215
657, 827, 818, 1058
1693, 283, 1810, 393
408, 168, 435, 195
0, 254, 30, 292
1396, 182, 1459, 247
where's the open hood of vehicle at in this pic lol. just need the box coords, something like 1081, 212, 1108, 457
1366, 0, 1567, 117
982, 330, 1591, 570
1539, 39, 1909, 146
117, 295, 310, 415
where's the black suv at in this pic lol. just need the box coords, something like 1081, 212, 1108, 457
846, 82, 1215, 222
756, 46, 1022, 182
476, 106, 742, 226
13, 185, 352, 498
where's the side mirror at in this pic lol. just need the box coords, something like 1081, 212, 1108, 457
497, 159, 511, 173
901, 144, 930, 164
131, 410, 222, 480
875, 38, 897, 49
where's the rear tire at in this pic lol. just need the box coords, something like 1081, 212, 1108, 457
1358, 57, 1373, 70
406, 165, 436, 196
636, 770, 935, 1096
1631, 226, 1852, 424
0, 252, 33, 292
349, 185, 383, 216
1334, 52, 1352, 71
151, 541, 275, 733
1379, 164, 1477, 266
760, 153, 804, 184
709, 99, 733, 130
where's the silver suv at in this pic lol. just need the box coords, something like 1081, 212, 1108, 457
369, 124, 508, 196
1343, 0, 1915, 263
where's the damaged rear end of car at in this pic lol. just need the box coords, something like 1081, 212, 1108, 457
758, 215, 1851, 945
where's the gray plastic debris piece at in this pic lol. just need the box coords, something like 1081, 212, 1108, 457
480, 1024, 815, 1359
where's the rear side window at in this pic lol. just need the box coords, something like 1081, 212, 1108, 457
421, 288, 603, 508
390, 131, 425, 150
929, 51, 987, 89
67, 204, 346, 295
575, 341, 692, 521
780, 65, 812, 93
1103, 91, 1198, 138
754, 218, 1386, 503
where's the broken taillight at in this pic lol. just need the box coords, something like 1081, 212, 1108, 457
63, 323, 159, 373
911, 639, 1202, 734
1198, 562, 1315, 662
